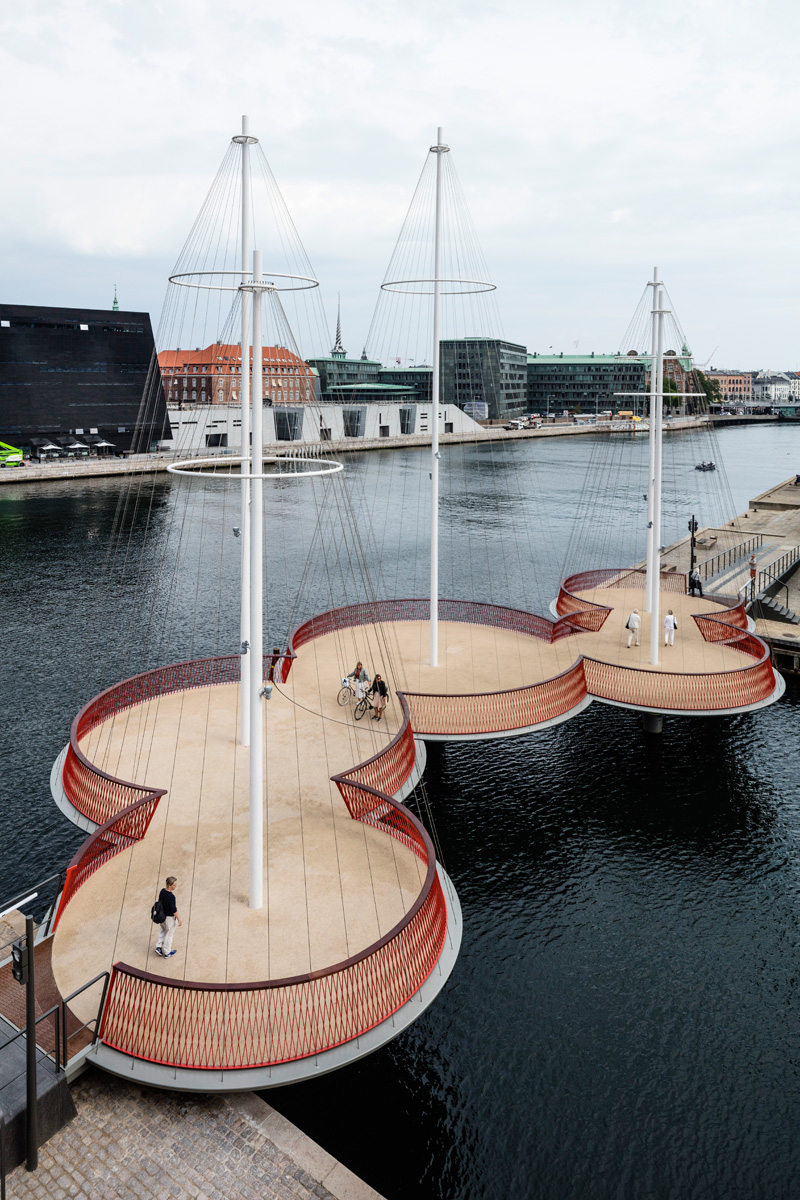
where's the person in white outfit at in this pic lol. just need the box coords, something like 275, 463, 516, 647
626, 609, 641, 647
664, 609, 677, 646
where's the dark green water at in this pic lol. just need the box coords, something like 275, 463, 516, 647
1, 425, 799, 1199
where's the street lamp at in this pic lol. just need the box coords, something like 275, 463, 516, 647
688, 514, 698, 571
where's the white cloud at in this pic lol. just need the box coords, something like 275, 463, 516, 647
2, 0, 800, 364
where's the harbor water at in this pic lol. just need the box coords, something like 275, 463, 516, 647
2, 424, 800, 1199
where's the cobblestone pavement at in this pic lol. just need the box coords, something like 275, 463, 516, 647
7, 1069, 353, 1200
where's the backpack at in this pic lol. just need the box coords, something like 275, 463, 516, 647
151, 898, 165, 924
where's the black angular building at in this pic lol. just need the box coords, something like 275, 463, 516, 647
0, 303, 170, 453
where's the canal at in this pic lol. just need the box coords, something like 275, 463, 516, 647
2, 424, 800, 1199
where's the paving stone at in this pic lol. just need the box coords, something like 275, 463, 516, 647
4, 1068, 357, 1200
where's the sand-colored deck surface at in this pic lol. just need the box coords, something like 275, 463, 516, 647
301, 590, 752, 702
52, 588, 753, 1019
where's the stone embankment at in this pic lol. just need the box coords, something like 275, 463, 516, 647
0, 415, 713, 486
7, 1067, 383, 1200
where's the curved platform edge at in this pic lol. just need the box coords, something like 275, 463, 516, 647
416, 693, 593, 742
82, 864, 462, 1093
593, 671, 786, 717
50, 744, 100, 835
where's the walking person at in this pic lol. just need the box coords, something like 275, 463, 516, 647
347, 661, 370, 701
664, 609, 678, 647
368, 674, 389, 720
625, 609, 641, 648
689, 568, 703, 597
155, 876, 182, 959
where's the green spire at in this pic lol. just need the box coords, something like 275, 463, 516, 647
112, 285, 119, 312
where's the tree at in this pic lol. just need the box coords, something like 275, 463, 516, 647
693, 370, 721, 410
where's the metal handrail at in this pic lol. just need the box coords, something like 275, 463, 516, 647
700, 534, 764, 582
60, 971, 111, 1068
757, 545, 800, 596
1, 1005, 62, 1077
0, 873, 65, 951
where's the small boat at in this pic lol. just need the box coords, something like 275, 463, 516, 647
695, 461, 716, 471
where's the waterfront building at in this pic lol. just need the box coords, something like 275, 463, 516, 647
753, 371, 792, 407
526, 352, 647, 416
705, 369, 754, 407
0, 302, 169, 453
440, 338, 527, 421
378, 365, 433, 404
158, 342, 315, 406
161, 398, 479, 451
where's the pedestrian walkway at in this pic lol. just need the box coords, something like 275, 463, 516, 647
6, 1067, 383, 1200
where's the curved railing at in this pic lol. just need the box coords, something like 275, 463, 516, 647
55, 794, 162, 928
583, 636, 776, 711
286, 596, 602, 659
332, 694, 419, 824
403, 662, 588, 737
693, 596, 749, 638
62, 653, 293, 827
58, 652, 448, 1071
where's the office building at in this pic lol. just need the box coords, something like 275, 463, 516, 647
0, 302, 169, 453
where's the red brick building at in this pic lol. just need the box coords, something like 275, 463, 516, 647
158, 343, 316, 406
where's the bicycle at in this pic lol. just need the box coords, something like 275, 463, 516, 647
337, 677, 370, 720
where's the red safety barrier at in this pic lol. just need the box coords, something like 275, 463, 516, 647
58, 646, 448, 1071
403, 661, 588, 737
63, 653, 287, 827
99, 869, 447, 1069
583, 640, 775, 711
55, 794, 162, 928
332, 695, 418, 821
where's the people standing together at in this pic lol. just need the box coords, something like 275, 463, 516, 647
347, 660, 390, 720
625, 608, 680, 648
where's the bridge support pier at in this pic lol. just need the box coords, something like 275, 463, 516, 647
642, 713, 664, 734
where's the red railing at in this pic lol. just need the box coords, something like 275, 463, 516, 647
583, 623, 776, 709
332, 695, 418, 822
55, 795, 161, 928
63, 653, 288, 827
99, 864, 446, 1069
403, 661, 588, 737
286, 595, 604, 652
693, 597, 749, 638
561, 568, 687, 595
59, 649, 449, 1071
97, 710, 447, 1070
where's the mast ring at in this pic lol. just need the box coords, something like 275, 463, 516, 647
380, 277, 496, 295
167, 455, 344, 479
169, 270, 320, 293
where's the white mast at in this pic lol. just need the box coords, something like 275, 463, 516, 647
648, 280, 667, 667
645, 267, 658, 616
430, 127, 447, 668
249, 248, 264, 909
239, 115, 253, 745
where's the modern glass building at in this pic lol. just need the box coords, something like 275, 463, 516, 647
0, 303, 169, 452
526, 352, 648, 416
440, 338, 527, 421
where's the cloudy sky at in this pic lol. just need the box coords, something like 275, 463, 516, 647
2, 0, 799, 367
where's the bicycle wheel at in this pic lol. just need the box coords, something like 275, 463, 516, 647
354, 698, 369, 721
337, 686, 351, 706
